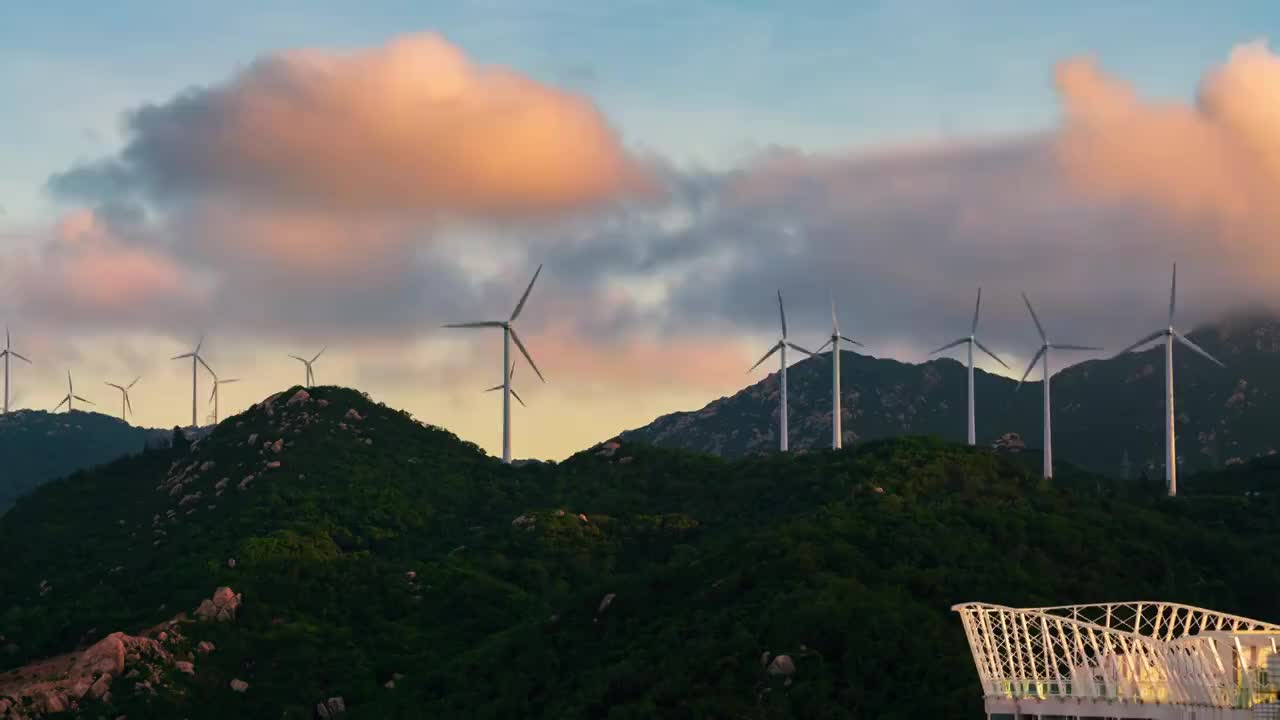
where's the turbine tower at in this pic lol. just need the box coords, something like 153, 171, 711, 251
929, 288, 1009, 445
485, 363, 527, 407
814, 292, 862, 450
208, 376, 239, 425
444, 264, 546, 464
747, 290, 816, 452
53, 371, 93, 413
171, 336, 213, 428
1, 328, 32, 414
289, 347, 325, 387
1115, 264, 1224, 496
104, 376, 141, 422
1015, 292, 1101, 480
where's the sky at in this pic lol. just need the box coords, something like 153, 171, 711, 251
2, 1, 1280, 460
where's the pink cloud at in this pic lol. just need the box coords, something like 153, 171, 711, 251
14, 210, 208, 326
1055, 41, 1280, 253
59, 32, 656, 217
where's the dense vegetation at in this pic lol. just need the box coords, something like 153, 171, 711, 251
1, 386, 1278, 719
0, 409, 167, 514
624, 312, 1280, 477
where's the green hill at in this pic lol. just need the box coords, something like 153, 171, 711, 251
1, 386, 1278, 719
623, 312, 1280, 477
0, 409, 169, 514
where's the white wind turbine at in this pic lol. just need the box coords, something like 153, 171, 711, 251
814, 292, 862, 450
1, 327, 32, 414
289, 347, 325, 387
171, 336, 213, 428
208, 376, 239, 425
104, 376, 141, 422
747, 290, 816, 452
1015, 292, 1101, 480
444, 264, 546, 464
1114, 264, 1224, 497
930, 288, 1009, 445
485, 363, 527, 408
53, 371, 93, 413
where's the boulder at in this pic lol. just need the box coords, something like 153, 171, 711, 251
344, 408, 364, 422
247, 433, 259, 446
197, 641, 216, 654
269, 438, 284, 453
230, 678, 249, 692
175, 660, 195, 675
597, 593, 616, 615
286, 389, 311, 406
767, 654, 796, 677
195, 586, 242, 622
266, 460, 281, 469
316, 696, 346, 718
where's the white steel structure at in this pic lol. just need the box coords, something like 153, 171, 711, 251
1116, 264, 1225, 497
485, 363, 526, 407
104, 376, 141, 422
954, 602, 1280, 719
1, 327, 32, 414
171, 337, 214, 428
748, 291, 816, 452
53, 371, 93, 413
930, 288, 1009, 446
1016, 292, 1101, 480
289, 347, 325, 387
208, 376, 239, 425
444, 264, 546, 464
815, 292, 861, 450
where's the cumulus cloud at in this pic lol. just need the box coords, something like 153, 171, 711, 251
8, 210, 209, 330
1055, 40, 1280, 260
50, 32, 655, 217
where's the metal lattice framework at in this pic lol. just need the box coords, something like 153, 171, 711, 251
953, 602, 1280, 710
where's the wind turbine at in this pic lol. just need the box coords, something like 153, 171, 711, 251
444, 264, 546, 464
485, 363, 526, 407
289, 347, 325, 387
53, 371, 93, 413
930, 288, 1009, 445
208, 376, 239, 425
1, 328, 31, 414
748, 290, 816, 452
1015, 292, 1101, 480
104, 376, 141, 422
1114, 264, 1224, 496
171, 336, 213, 428
814, 292, 862, 450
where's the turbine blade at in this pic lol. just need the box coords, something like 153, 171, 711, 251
12, 351, 30, 363
748, 342, 782, 373
777, 290, 787, 339
222, 378, 240, 384
127, 376, 140, 389
197, 355, 214, 376
509, 264, 543, 322
929, 337, 969, 355
311, 346, 326, 363
209, 385, 218, 403
74, 395, 93, 404
105, 382, 123, 391
1022, 292, 1047, 342
289, 355, 307, 364
53, 397, 68, 412
839, 334, 862, 347
172, 353, 194, 360
508, 328, 545, 382
785, 341, 816, 357
1114, 330, 1165, 357
194, 335, 204, 354
1169, 262, 1177, 326
1175, 332, 1225, 369
973, 339, 1010, 369
815, 338, 833, 354
484, 385, 503, 392
125, 394, 133, 415
511, 388, 527, 407
442, 321, 505, 329
971, 287, 982, 335
829, 290, 838, 332
1051, 344, 1102, 352
1016, 346, 1046, 390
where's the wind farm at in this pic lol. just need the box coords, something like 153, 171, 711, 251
747, 291, 815, 452
815, 293, 861, 450
52, 371, 92, 413
104, 376, 140, 421
930, 288, 1008, 446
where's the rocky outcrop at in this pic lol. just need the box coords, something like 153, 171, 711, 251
194, 587, 242, 623
316, 696, 346, 718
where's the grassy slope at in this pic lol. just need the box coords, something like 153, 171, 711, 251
1, 386, 1278, 719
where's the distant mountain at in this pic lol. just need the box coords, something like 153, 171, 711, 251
0, 410, 170, 514
622, 312, 1280, 477
1, 385, 1277, 718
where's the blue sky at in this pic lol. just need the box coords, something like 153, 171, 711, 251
1, 1, 1275, 225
